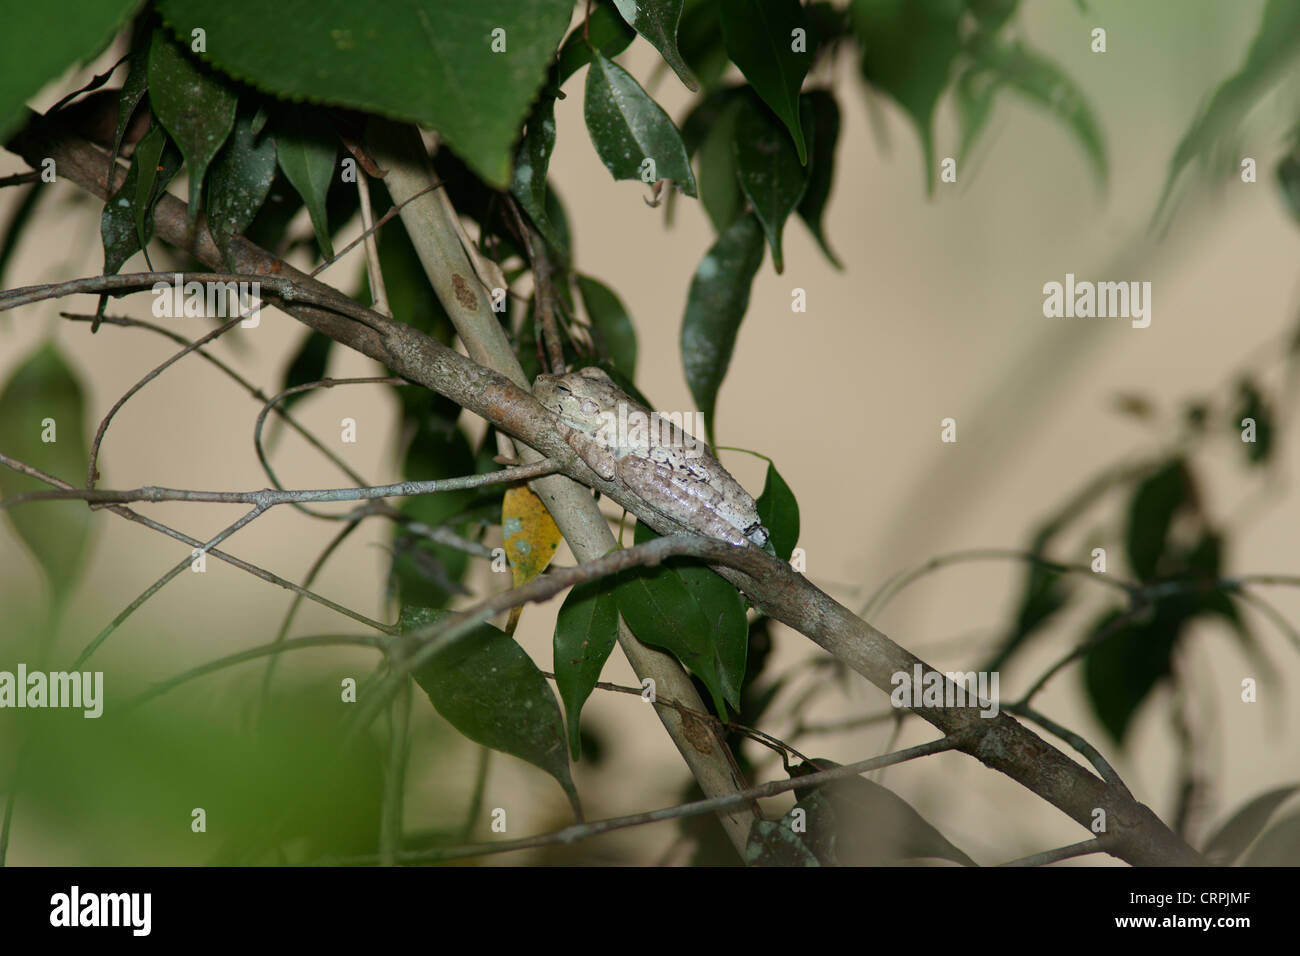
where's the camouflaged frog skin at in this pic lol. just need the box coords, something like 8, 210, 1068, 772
533, 367, 771, 550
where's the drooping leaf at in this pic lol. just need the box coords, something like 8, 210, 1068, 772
279, 330, 333, 412
403, 607, 580, 817
718, 0, 812, 162
111, 21, 153, 169
510, 95, 568, 259
1082, 605, 1183, 744
745, 816, 822, 866
963, 41, 1107, 186
850, 0, 964, 192
207, 108, 278, 264
553, 578, 621, 760
576, 274, 638, 376
680, 212, 765, 439
131, 121, 167, 264
694, 92, 745, 233
556, 0, 636, 85
274, 105, 338, 261
391, 417, 477, 609
755, 461, 799, 561
733, 95, 810, 272
0, 0, 138, 141
100, 123, 183, 279
1232, 378, 1273, 466
677, 0, 730, 91
789, 760, 978, 866
611, 0, 698, 91
0, 184, 44, 290
1153, 0, 1300, 227
584, 51, 698, 196
155, 0, 574, 187
796, 89, 842, 267
1125, 458, 1192, 581
1203, 785, 1300, 865
502, 485, 562, 589
1240, 812, 1300, 866
146, 27, 238, 229
0, 344, 92, 601
1278, 148, 1300, 225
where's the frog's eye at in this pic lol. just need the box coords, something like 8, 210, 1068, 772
556, 385, 571, 394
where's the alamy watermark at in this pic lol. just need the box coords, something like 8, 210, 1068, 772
890, 664, 1000, 718
0, 664, 103, 718
151, 274, 262, 326
1042, 273, 1151, 328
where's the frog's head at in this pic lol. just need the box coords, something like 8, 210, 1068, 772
532, 366, 618, 432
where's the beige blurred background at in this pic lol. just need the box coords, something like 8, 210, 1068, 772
1, 0, 1297, 864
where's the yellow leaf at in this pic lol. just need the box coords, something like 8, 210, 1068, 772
501, 486, 563, 630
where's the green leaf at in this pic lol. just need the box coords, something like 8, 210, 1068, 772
1125, 459, 1191, 581
100, 124, 183, 279
745, 816, 822, 866
112, 21, 153, 169
1278, 149, 1300, 225
556, 0, 636, 85
677, 0, 730, 91
850, 0, 964, 192
1153, 0, 1300, 227
1240, 812, 1300, 866
131, 122, 168, 265
680, 212, 765, 438
391, 417, 476, 608
1233, 378, 1273, 466
510, 96, 568, 260
755, 461, 799, 561
207, 109, 278, 264
612, 0, 698, 91
796, 90, 842, 268
733, 95, 810, 272
1203, 785, 1300, 865
576, 275, 638, 376
279, 331, 333, 412
631, 522, 746, 712
553, 579, 621, 760
403, 607, 580, 817
967, 0, 1019, 31
1082, 606, 1182, 744
613, 533, 731, 715
789, 761, 978, 866
147, 28, 238, 229
695, 93, 745, 233
0, 184, 44, 290
719, 0, 812, 163
584, 51, 698, 197
965, 41, 1107, 186
273, 105, 338, 261
0, 0, 139, 141
0, 344, 91, 600
154, 0, 573, 188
